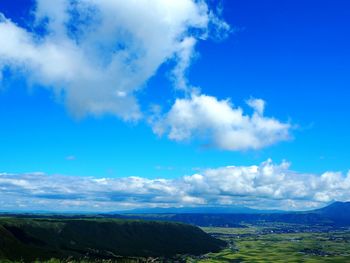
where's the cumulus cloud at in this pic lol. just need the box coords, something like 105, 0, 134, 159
0, 0, 228, 119
1, 160, 349, 211
151, 94, 291, 150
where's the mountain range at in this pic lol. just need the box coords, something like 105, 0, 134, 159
107, 202, 350, 227
115, 206, 283, 214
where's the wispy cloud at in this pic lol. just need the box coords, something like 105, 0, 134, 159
1, 161, 349, 211
0, 0, 228, 120
65, 155, 76, 161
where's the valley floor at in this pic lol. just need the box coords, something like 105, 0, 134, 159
187, 224, 350, 263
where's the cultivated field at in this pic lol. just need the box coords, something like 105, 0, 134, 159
187, 224, 350, 263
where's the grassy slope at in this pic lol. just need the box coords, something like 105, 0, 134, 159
0, 217, 226, 261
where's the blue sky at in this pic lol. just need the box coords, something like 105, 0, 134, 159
0, 0, 349, 211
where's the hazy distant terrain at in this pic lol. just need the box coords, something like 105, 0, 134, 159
105, 202, 350, 227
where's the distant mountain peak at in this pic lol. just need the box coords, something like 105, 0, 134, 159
313, 201, 350, 224
317, 201, 350, 211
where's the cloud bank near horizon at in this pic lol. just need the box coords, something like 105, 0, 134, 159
1, 160, 349, 212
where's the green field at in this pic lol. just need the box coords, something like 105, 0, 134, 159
187, 224, 350, 263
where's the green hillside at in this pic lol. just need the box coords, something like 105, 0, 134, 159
0, 217, 226, 261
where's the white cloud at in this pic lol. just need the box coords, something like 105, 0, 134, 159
246, 98, 265, 115
151, 94, 291, 150
0, 0, 229, 119
1, 161, 349, 211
